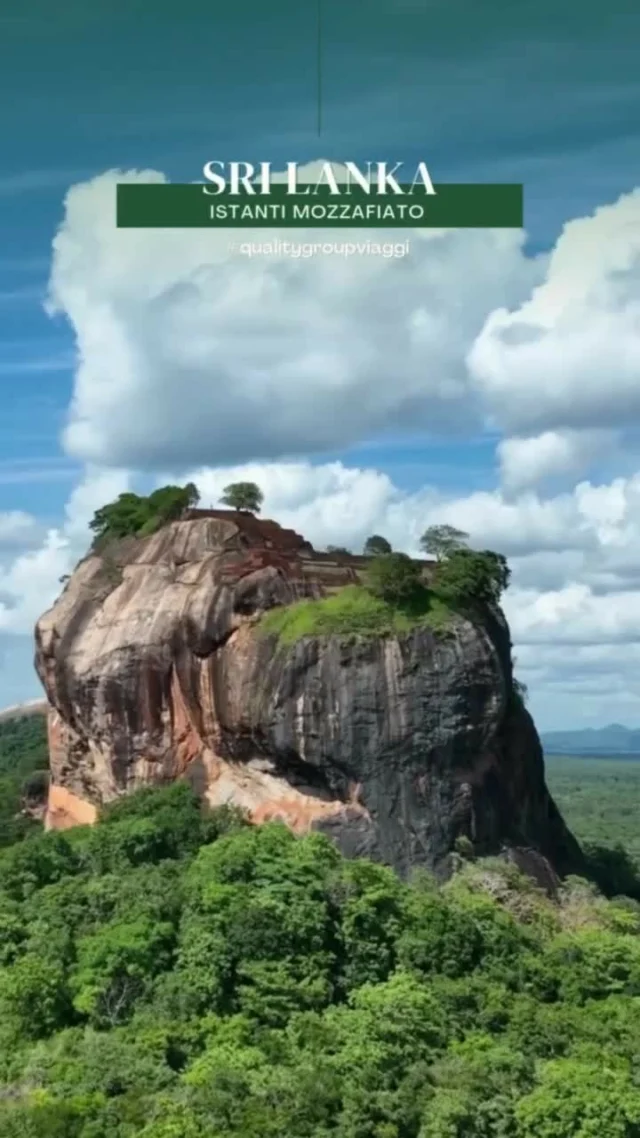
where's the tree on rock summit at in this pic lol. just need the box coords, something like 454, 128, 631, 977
363, 534, 393, 556
220, 482, 264, 514
420, 524, 469, 561
365, 552, 423, 604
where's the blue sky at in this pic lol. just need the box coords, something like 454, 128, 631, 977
1, 0, 639, 726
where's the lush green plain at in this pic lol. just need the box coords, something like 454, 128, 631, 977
546, 754, 640, 866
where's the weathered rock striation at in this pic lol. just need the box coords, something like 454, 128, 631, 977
34, 511, 582, 879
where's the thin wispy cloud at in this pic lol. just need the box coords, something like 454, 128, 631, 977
0, 168, 84, 197
0, 457, 79, 487
0, 255, 50, 274
0, 284, 45, 304
0, 355, 74, 376
0, 336, 67, 352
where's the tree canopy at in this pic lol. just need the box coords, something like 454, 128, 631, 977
0, 714, 49, 849
365, 552, 423, 604
363, 534, 393, 556
434, 548, 511, 605
89, 484, 200, 546
0, 776, 638, 1137
420, 524, 469, 561
220, 482, 263, 513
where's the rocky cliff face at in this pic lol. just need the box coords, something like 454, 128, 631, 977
34, 512, 582, 880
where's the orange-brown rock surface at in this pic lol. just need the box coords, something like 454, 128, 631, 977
34, 511, 582, 878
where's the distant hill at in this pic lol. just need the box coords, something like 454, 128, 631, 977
0, 699, 47, 723
542, 724, 640, 755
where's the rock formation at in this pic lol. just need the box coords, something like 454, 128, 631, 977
34, 511, 582, 879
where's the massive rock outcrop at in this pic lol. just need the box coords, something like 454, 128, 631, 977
34, 511, 582, 879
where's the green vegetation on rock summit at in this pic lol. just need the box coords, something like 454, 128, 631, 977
259, 583, 454, 643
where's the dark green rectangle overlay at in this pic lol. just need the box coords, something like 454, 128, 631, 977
116, 183, 523, 229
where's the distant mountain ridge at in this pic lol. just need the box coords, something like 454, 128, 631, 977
542, 724, 640, 754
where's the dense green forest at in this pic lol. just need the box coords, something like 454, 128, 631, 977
546, 755, 640, 868
0, 719, 639, 1135
0, 714, 49, 848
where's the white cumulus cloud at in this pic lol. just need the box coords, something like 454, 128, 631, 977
468, 188, 640, 436
0, 511, 42, 549
5, 456, 640, 729
0, 469, 129, 634
46, 165, 541, 470
497, 429, 617, 493
4, 168, 640, 727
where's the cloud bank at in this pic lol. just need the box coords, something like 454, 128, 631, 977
3, 164, 640, 727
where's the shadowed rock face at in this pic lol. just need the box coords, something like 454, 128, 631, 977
34, 512, 582, 879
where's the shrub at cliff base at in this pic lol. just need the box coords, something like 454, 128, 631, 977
0, 781, 639, 1135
